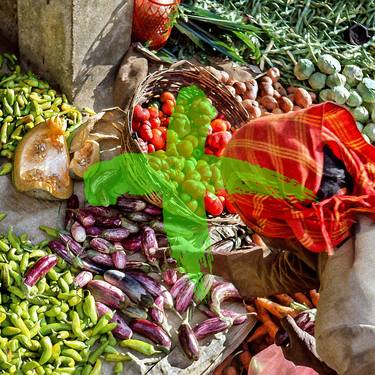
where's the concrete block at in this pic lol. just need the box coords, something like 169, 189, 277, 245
0, 0, 18, 48
18, 0, 134, 111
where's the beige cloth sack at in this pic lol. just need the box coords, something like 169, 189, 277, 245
315, 215, 375, 375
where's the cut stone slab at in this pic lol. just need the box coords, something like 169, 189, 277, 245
18, 0, 134, 111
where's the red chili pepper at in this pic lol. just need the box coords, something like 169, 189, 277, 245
139, 123, 153, 142
204, 193, 224, 216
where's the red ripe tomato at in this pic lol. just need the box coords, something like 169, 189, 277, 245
132, 121, 140, 132
152, 128, 165, 150
162, 100, 175, 116
150, 117, 161, 129
204, 193, 224, 216
209, 131, 232, 150
158, 126, 167, 140
215, 149, 225, 157
139, 123, 153, 142
211, 119, 228, 133
133, 105, 150, 122
148, 106, 159, 119
205, 147, 214, 155
147, 144, 155, 153
160, 91, 176, 103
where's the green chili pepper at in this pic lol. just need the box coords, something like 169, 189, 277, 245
58, 278, 70, 293
13, 101, 21, 117
57, 331, 70, 340
113, 362, 124, 375
90, 359, 102, 375
51, 342, 61, 361
2, 327, 21, 336
3, 97, 13, 115
39, 336, 53, 365
107, 332, 117, 347
7, 227, 20, 252
54, 368, 77, 374
40, 323, 70, 335
83, 294, 98, 325
56, 356, 75, 368
70, 311, 87, 339
0, 212, 6, 222
1, 122, 8, 143
81, 364, 93, 375
97, 322, 117, 335
85, 336, 99, 347
88, 341, 108, 364
22, 360, 40, 372
91, 313, 111, 337
20, 253, 30, 273
29, 306, 39, 322
120, 339, 161, 356
29, 321, 40, 338
61, 348, 83, 362
68, 295, 82, 306
104, 345, 118, 354
105, 353, 131, 362
63, 340, 86, 351
0, 162, 12, 176
7, 339, 19, 352
0, 240, 10, 252
29, 249, 47, 258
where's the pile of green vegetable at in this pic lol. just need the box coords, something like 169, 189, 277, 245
0, 219, 128, 375
0, 53, 91, 175
294, 54, 375, 143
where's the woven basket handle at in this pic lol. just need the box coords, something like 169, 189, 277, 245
169, 60, 198, 72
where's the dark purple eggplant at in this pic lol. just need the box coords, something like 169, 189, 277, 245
71, 221, 86, 243
112, 251, 127, 270
96, 217, 122, 228
76, 210, 96, 228
129, 319, 171, 351
81, 259, 108, 274
87, 250, 114, 267
122, 235, 142, 252
24, 255, 58, 287
104, 270, 154, 308
178, 320, 200, 361
102, 228, 130, 242
193, 317, 232, 341
87, 280, 131, 309
156, 235, 169, 248
65, 194, 79, 228
122, 306, 148, 320
48, 240, 75, 263
59, 233, 84, 256
117, 197, 147, 212
90, 238, 115, 254
95, 302, 132, 339
85, 226, 102, 237
120, 217, 140, 234
143, 205, 162, 216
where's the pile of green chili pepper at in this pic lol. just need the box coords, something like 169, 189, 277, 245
0, 53, 94, 176
0, 219, 132, 375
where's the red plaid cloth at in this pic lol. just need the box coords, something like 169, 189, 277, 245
222, 102, 375, 254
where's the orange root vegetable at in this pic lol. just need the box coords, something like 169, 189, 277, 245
287, 86, 297, 94
274, 293, 294, 306
223, 366, 239, 375
252, 234, 268, 250
309, 289, 320, 307
245, 304, 257, 314
213, 355, 234, 375
256, 297, 298, 319
267, 67, 280, 82
293, 293, 313, 308
294, 87, 312, 108
247, 324, 267, 342
254, 300, 279, 340
239, 351, 252, 369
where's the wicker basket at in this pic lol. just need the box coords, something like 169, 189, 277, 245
122, 60, 249, 224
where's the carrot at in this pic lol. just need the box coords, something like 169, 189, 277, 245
274, 293, 294, 306
293, 293, 313, 308
213, 355, 234, 375
252, 233, 268, 250
239, 351, 252, 369
256, 297, 298, 319
309, 289, 320, 307
254, 300, 279, 340
223, 366, 239, 375
245, 304, 257, 314
247, 324, 267, 343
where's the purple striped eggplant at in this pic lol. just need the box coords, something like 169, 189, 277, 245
117, 197, 146, 212
156, 235, 169, 248
84, 206, 113, 218
102, 228, 130, 242
48, 240, 75, 263
127, 212, 153, 222
112, 251, 127, 270
210, 282, 242, 315
122, 306, 148, 320
87, 280, 131, 309
193, 274, 215, 305
71, 221, 86, 243
24, 255, 58, 287
90, 238, 115, 254
95, 302, 132, 339
87, 250, 114, 268
120, 217, 140, 234
178, 320, 200, 361
81, 259, 108, 274
193, 317, 233, 341
122, 234, 142, 252
170, 275, 190, 299
162, 269, 177, 287
149, 296, 172, 335
85, 226, 102, 237
59, 233, 84, 256
76, 210, 96, 228
143, 205, 162, 216
175, 278, 195, 314
73, 271, 93, 288
129, 319, 171, 351
104, 270, 154, 308
149, 220, 165, 234
125, 261, 154, 273
142, 226, 158, 262
96, 217, 122, 228
197, 305, 248, 325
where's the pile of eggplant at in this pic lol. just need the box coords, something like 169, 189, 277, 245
47, 194, 248, 361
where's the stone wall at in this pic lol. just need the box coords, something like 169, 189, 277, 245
0, 0, 18, 49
